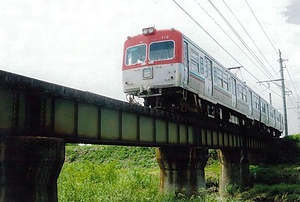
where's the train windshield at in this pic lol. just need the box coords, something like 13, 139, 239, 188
126, 44, 146, 65
149, 41, 174, 61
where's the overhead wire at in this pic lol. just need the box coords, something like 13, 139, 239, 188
205, 0, 282, 98
172, 0, 241, 65
271, 80, 292, 94
207, 0, 276, 81
285, 63, 300, 110
193, 0, 273, 81
223, 0, 295, 106
243, 0, 300, 121
172, 0, 282, 99
193, 0, 281, 97
270, 80, 296, 109
265, 62, 299, 112
285, 64, 300, 99
243, 68, 282, 97
242, 0, 298, 109
286, 94, 298, 113
222, 0, 279, 78
187, 0, 297, 130
244, 0, 278, 55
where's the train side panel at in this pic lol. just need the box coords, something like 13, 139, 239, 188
252, 92, 260, 121
212, 64, 232, 109
236, 81, 250, 117
184, 40, 206, 98
260, 99, 268, 125
268, 106, 276, 128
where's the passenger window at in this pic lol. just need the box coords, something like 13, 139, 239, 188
208, 62, 212, 81
183, 42, 188, 68
253, 95, 259, 109
204, 58, 208, 78
214, 66, 217, 82
238, 84, 242, 99
190, 49, 199, 72
261, 102, 266, 113
270, 108, 274, 118
238, 84, 247, 102
223, 72, 228, 90
242, 87, 247, 102
200, 57, 204, 74
217, 67, 222, 86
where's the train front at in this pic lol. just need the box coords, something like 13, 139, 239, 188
122, 27, 184, 106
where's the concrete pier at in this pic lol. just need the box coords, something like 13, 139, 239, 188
218, 149, 250, 193
156, 147, 208, 196
0, 136, 65, 202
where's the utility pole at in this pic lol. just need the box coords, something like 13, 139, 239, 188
279, 50, 288, 137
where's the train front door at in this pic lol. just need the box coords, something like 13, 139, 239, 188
204, 57, 213, 97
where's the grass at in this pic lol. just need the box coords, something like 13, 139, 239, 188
58, 144, 300, 201
58, 161, 162, 201
238, 184, 300, 201
65, 144, 157, 168
59, 145, 163, 201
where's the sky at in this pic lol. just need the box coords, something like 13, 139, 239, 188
0, 0, 299, 135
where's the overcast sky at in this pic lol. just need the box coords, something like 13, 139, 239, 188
0, 0, 299, 134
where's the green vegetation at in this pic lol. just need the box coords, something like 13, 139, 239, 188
59, 145, 163, 201
64, 144, 157, 168
265, 134, 300, 165
58, 161, 162, 201
58, 138, 300, 201
290, 134, 300, 142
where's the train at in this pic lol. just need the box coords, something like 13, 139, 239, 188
122, 27, 283, 137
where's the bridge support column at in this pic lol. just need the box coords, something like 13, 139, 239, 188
156, 147, 208, 196
0, 136, 65, 202
218, 149, 250, 194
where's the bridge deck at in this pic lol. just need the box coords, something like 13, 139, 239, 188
0, 70, 263, 149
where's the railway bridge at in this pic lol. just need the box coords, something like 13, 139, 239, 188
0, 70, 274, 201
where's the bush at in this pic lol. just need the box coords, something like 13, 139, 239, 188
265, 135, 300, 165
250, 164, 300, 185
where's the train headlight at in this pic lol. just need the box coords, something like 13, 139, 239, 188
142, 28, 148, 35
142, 27, 155, 35
148, 27, 154, 33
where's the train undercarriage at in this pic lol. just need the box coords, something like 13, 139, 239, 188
128, 87, 280, 138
